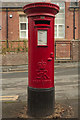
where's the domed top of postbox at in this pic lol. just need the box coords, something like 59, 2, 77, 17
23, 2, 59, 17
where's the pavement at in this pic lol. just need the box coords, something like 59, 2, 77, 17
2, 62, 80, 72
0, 62, 80, 119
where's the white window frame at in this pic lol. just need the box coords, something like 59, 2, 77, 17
53, 2, 65, 39
55, 24, 65, 38
19, 16, 28, 39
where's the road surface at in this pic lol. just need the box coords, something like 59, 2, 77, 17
1, 66, 79, 118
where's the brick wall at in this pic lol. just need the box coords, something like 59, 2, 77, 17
71, 40, 80, 61
0, 3, 80, 63
79, 1, 80, 39
2, 41, 28, 53
2, 40, 80, 66
2, 11, 6, 40
55, 40, 80, 61
2, 52, 28, 65
65, 2, 73, 40
55, 41, 71, 60
65, 2, 79, 40
0, 12, 2, 41
1, 10, 28, 52
1, 11, 19, 41
8, 11, 19, 41
1, 2, 79, 41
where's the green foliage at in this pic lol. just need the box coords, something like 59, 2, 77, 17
2, 47, 6, 54
2, 47, 10, 54
10, 42, 12, 49
26, 47, 28, 52
17, 47, 20, 52
2, 40, 28, 54
7, 47, 10, 52
23, 40, 27, 52
22, 47, 24, 52
17, 43, 20, 53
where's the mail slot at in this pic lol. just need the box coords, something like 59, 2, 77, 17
35, 20, 50, 25
23, 2, 59, 117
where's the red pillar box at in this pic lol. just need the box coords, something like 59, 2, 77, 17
23, 2, 59, 117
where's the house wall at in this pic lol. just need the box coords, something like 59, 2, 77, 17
2, 11, 19, 41
0, 1, 80, 62
55, 41, 71, 60
1, 10, 27, 50
65, 2, 79, 40
8, 11, 19, 41
2, 11, 6, 41
55, 2, 79, 61
71, 40, 80, 61
79, 1, 80, 39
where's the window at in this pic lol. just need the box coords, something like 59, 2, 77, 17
53, 2, 65, 38
19, 16, 28, 39
70, 0, 79, 7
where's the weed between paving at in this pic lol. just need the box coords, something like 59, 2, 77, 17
18, 103, 74, 119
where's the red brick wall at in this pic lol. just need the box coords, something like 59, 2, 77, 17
2, 41, 28, 52
55, 2, 79, 61
9, 41, 28, 51
1, 5, 79, 62
55, 41, 71, 60
65, 2, 73, 40
8, 11, 19, 41
75, 10, 79, 40
79, 1, 80, 39
1, 10, 28, 50
71, 40, 80, 61
55, 40, 80, 61
1, 10, 20, 41
2, 11, 6, 40
75, 11, 79, 40
65, 2, 79, 40
0, 12, 2, 40
1, 3, 79, 42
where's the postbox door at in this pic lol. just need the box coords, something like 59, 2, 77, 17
29, 18, 54, 89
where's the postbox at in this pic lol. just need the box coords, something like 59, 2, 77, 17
23, 2, 59, 117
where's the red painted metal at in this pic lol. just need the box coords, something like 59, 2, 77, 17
23, 2, 59, 88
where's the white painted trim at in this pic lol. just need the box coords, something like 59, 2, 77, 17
54, 1, 65, 39
19, 16, 28, 39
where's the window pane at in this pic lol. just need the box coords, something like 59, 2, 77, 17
70, 2, 79, 7
21, 31, 26, 38
58, 25, 64, 37
55, 25, 57, 37
20, 23, 26, 30
54, 2, 65, 38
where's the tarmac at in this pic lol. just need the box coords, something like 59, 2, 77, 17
2, 62, 80, 72
1, 61, 80, 119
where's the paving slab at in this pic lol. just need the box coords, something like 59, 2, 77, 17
1, 62, 80, 72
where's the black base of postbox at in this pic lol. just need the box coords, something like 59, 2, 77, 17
27, 86, 55, 117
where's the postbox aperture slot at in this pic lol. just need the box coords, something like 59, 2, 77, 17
35, 20, 50, 25
37, 30, 47, 46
